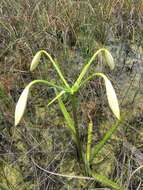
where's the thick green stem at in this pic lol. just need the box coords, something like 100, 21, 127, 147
71, 94, 82, 161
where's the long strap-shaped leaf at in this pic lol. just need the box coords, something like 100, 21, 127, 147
48, 90, 66, 107
91, 171, 125, 190
30, 50, 70, 89
90, 120, 121, 163
86, 118, 93, 163
57, 94, 77, 143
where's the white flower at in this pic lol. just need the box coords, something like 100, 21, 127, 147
15, 85, 30, 126
30, 51, 42, 71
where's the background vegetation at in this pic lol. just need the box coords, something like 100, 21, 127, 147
0, 0, 143, 189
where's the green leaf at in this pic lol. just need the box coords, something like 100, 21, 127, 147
86, 118, 93, 163
104, 49, 115, 70
48, 90, 65, 106
57, 94, 76, 141
30, 51, 42, 71
92, 172, 125, 190
0, 184, 10, 190
96, 73, 120, 120
91, 120, 121, 162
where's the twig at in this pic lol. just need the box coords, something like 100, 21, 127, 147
31, 157, 95, 181
129, 164, 143, 181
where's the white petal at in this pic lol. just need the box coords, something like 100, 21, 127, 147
104, 50, 115, 70
15, 85, 30, 126
30, 51, 41, 71
96, 73, 120, 120
104, 77, 120, 119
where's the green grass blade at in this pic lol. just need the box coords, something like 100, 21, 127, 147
91, 172, 125, 190
0, 184, 10, 190
47, 90, 65, 107
0, 22, 11, 35
90, 120, 121, 162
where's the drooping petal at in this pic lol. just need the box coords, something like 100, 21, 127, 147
104, 49, 115, 70
96, 73, 120, 120
30, 51, 42, 71
15, 85, 30, 126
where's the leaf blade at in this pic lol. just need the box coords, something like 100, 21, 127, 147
57, 93, 76, 142
48, 90, 65, 107
91, 120, 121, 162
86, 118, 93, 163
92, 171, 125, 190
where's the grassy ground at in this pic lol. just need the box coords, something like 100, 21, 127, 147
0, 0, 143, 189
